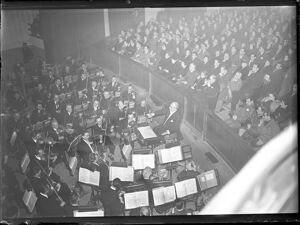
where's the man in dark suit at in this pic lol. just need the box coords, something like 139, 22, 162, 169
150, 102, 182, 139
100, 178, 125, 216
32, 83, 48, 105
76, 72, 88, 92
62, 103, 78, 128
87, 80, 99, 103
31, 102, 48, 124
51, 78, 63, 96
35, 183, 73, 217
100, 90, 113, 113
46, 119, 70, 167
121, 85, 136, 103
77, 130, 97, 165
107, 76, 120, 93
47, 119, 65, 143
92, 116, 114, 155
62, 103, 80, 142
47, 94, 63, 123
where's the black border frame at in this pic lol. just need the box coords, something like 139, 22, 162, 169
1, 0, 299, 224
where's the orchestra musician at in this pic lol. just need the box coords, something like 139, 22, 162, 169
92, 68, 105, 85
86, 152, 110, 191
99, 178, 125, 216
51, 78, 63, 96
107, 76, 119, 93
114, 85, 122, 102
88, 100, 101, 117
29, 164, 62, 196
100, 90, 112, 113
46, 119, 70, 166
62, 103, 80, 141
121, 84, 136, 103
31, 101, 48, 124
76, 72, 88, 92
63, 103, 78, 129
47, 119, 65, 143
111, 100, 128, 135
149, 101, 183, 139
136, 99, 150, 116
87, 80, 100, 103
73, 90, 89, 107
30, 145, 58, 170
92, 116, 115, 160
35, 183, 73, 217
6, 111, 25, 156
32, 83, 48, 105
47, 94, 63, 124
77, 130, 98, 165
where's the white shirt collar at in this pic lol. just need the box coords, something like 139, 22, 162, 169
83, 139, 95, 153
163, 111, 175, 125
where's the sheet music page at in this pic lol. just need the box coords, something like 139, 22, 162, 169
79, 167, 100, 186
205, 171, 215, 180
73, 209, 104, 217
152, 187, 166, 206
124, 192, 138, 209
28, 191, 37, 213
124, 190, 149, 209
152, 186, 176, 206
175, 178, 198, 198
163, 185, 176, 203
135, 190, 149, 208
23, 191, 37, 213
137, 126, 157, 139
109, 166, 134, 182
204, 170, 218, 189
89, 170, 100, 186
21, 153, 30, 173
132, 154, 155, 170
132, 154, 143, 170
159, 145, 183, 163
23, 190, 30, 205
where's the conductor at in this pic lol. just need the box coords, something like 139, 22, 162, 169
149, 101, 182, 139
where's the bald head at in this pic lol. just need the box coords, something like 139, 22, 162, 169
169, 102, 179, 114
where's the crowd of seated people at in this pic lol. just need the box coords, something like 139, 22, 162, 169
111, 7, 297, 148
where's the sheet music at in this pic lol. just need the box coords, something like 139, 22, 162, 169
10, 131, 17, 146
175, 178, 198, 198
21, 153, 30, 174
23, 190, 37, 213
73, 209, 104, 217
124, 190, 149, 210
132, 154, 155, 170
158, 145, 183, 164
137, 126, 157, 139
152, 186, 176, 206
109, 166, 134, 182
78, 167, 100, 186
197, 170, 218, 191
205, 172, 214, 180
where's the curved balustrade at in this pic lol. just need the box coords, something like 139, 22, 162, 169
90, 44, 255, 173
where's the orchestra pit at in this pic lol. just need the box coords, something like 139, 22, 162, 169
1, 5, 297, 220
